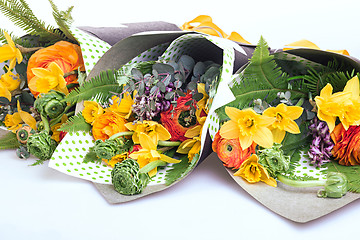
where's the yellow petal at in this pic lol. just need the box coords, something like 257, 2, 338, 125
31, 68, 51, 78
252, 127, 273, 148
317, 110, 336, 133
219, 120, 240, 139
129, 149, 149, 159
184, 125, 201, 138
343, 76, 359, 97
17, 101, 36, 130
238, 134, 253, 149
225, 106, 244, 121
284, 120, 301, 134
156, 124, 171, 141
285, 106, 303, 120
160, 154, 181, 163
125, 122, 136, 131
48, 62, 64, 76
139, 132, 157, 150
0, 82, 12, 101
272, 128, 286, 144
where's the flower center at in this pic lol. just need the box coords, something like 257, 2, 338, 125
245, 118, 254, 128
226, 144, 233, 152
276, 112, 283, 122
178, 110, 197, 128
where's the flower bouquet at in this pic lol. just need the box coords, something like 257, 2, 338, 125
0, 1, 253, 203
48, 29, 253, 203
211, 37, 360, 222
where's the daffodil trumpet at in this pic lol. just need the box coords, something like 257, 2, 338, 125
276, 172, 348, 198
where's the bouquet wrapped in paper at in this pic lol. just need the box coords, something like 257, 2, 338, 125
211, 37, 360, 222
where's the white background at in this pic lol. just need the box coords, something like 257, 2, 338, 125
1, 0, 360, 239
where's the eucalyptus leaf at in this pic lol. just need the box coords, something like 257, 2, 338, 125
193, 62, 206, 77
165, 91, 175, 100
176, 90, 186, 97
187, 81, 197, 91
15, 62, 27, 75
131, 68, 143, 81
150, 86, 158, 95
157, 81, 166, 92
150, 100, 156, 111
178, 55, 195, 72
192, 92, 204, 101
152, 69, 159, 79
174, 80, 182, 89
138, 81, 145, 96
153, 63, 174, 75
185, 100, 192, 106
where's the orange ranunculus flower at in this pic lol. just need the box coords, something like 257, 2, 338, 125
92, 112, 127, 141
27, 41, 84, 97
212, 131, 256, 169
331, 123, 360, 166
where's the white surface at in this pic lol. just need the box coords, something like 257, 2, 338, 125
1, 0, 360, 239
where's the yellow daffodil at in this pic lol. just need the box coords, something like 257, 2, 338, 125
0, 71, 20, 101
263, 103, 303, 143
28, 62, 68, 95
197, 83, 209, 114
51, 114, 68, 142
220, 107, 275, 149
315, 82, 352, 132
125, 120, 171, 145
234, 154, 277, 187
104, 152, 128, 168
129, 133, 180, 177
108, 93, 134, 119
82, 101, 104, 124
0, 31, 23, 71
177, 113, 206, 161
337, 76, 360, 129
4, 101, 37, 133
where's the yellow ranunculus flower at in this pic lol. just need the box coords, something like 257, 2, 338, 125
108, 93, 133, 119
0, 31, 23, 71
28, 62, 68, 95
104, 152, 128, 168
82, 101, 104, 125
125, 120, 171, 145
129, 133, 180, 177
263, 103, 303, 143
0, 71, 20, 101
234, 154, 277, 187
220, 107, 275, 149
4, 101, 37, 133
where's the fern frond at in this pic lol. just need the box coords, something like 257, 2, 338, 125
322, 160, 360, 193
48, 0, 77, 43
63, 69, 124, 105
58, 112, 91, 133
0, 0, 64, 42
216, 37, 308, 122
165, 154, 198, 186
0, 130, 20, 150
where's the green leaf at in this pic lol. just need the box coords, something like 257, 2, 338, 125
63, 69, 123, 104
322, 161, 360, 193
165, 154, 199, 186
58, 112, 91, 133
0, 130, 20, 150
0, 0, 66, 43
216, 37, 308, 122
83, 149, 102, 164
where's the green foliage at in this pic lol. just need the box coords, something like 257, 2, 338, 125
216, 37, 308, 122
0, 130, 20, 150
322, 160, 360, 193
57, 112, 91, 133
48, 0, 77, 43
63, 69, 124, 104
0, 0, 75, 43
165, 154, 199, 186
83, 149, 102, 164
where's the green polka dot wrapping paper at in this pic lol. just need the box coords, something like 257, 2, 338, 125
49, 31, 251, 202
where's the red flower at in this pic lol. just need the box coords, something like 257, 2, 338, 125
160, 94, 198, 141
331, 123, 360, 166
129, 145, 142, 154
212, 131, 256, 169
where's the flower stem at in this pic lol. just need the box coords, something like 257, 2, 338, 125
139, 160, 167, 174
109, 131, 134, 140
295, 98, 305, 107
40, 114, 50, 134
277, 174, 326, 188
158, 140, 181, 147
16, 44, 43, 54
